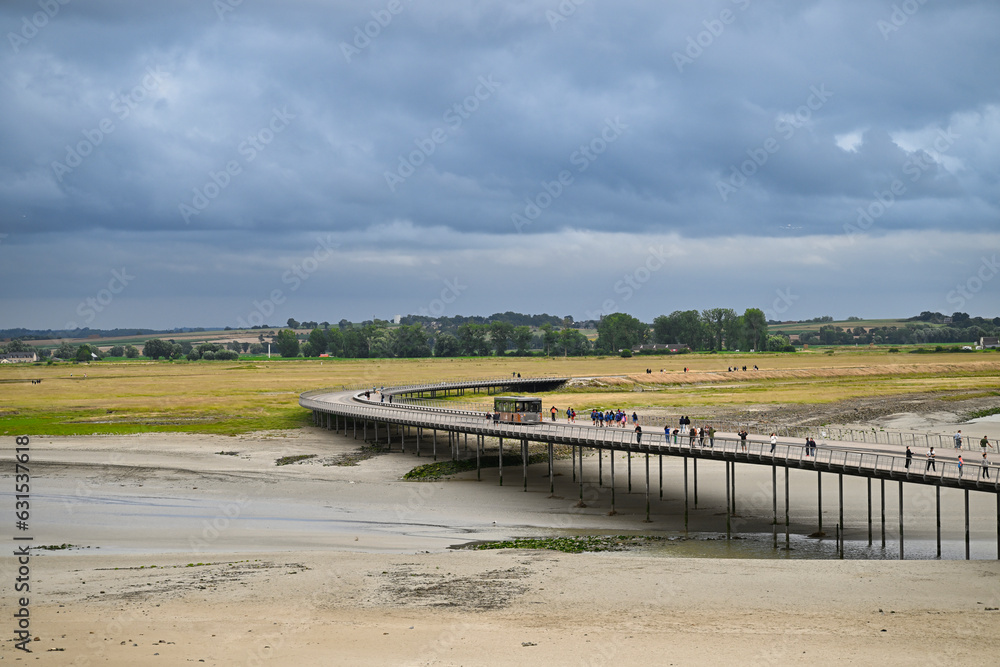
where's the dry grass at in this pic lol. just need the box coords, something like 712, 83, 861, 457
2, 351, 998, 436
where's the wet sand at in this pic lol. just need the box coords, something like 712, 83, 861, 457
3, 428, 1000, 665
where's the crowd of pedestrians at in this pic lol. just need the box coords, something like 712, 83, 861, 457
539, 404, 996, 480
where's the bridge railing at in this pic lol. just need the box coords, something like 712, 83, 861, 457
302, 393, 999, 491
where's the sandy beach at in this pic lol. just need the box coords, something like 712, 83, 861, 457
4, 427, 1000, 665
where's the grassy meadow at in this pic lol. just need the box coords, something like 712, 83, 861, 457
2, 350, 999, 437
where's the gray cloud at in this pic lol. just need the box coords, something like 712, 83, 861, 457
1, 0, 998, 327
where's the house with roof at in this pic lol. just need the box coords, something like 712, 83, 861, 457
979, 337, 999, 349
0, 351, 39, 363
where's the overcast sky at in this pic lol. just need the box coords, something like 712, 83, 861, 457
1, 0, 998, 330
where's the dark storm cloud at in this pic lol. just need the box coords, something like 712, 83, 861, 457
1, 0, 998, 326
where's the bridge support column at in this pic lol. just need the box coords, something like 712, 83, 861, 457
725, 461, 731, 540
838, 473, 844, 558
548, 443, 554, 493
523, 439, 528, 493
880, 479, 886, 549
898, 482, 904, 560
476, 435, 481, 481
965, 489, 971, 560
416, 428, 421, 457
644, 453, 651, 523
658, 454, 663, 500
433, 429, 437, 461
785, 468, 790, 548
364, 420, 367, 442
353, 417, 356, 440
498, 437, 503, 486
867, 478, 872, 546
936, 486, 941, 558
731, 460, 736, 515
401, 425, 405, 453
817, 472, 823, 534
683, 456, 689, 531
579, 446, 584, 503
598, 449, 603, 486
572, 446, 576, 483
627, 452, 632, 493
693, 459, 698, 508
772, 464, 777, 549
609, 450, 616, 514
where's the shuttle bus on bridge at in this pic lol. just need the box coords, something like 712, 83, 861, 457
493, 396, 542, 424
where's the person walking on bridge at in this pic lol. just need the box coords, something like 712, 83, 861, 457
926, 447, 936, 472
982, 451, 991, 480
739, 429, 748, 452
635, 425, 642, 445
954, 430, 963, 449
981, 435, 993, 452
957, 454, 964, 478
905, 446, 912, 469
550, 406, 558, 421
769, 433, 777, 454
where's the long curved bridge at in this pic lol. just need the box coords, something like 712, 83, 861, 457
301, 376, 1000, 560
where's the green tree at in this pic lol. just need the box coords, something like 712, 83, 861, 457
512, 326, 533, 355
142, 338, 173, 360
595, 313, 647, 353
273, 329, 300, 357
108, 345, 126, 357
433, 333, 460, 357
766, 334, 790, 351
540, 323, 559, 356
4, 338, 30, 353
488, 320, 515, 356
723, 312, 745, 351
653, 310, 705, 349
701, 308, 736, 351
558, 328, 590, 356
742, 308, 767, 352
394, 324, 432, 357
457, 323, 489, 356
54, 342, 76, 359
325, 328, 344, 357
287, 318, 300, 329
308, 328, 328, 355
124, 345, 139, 358
301, 342, 316, 357
76, 344, 94, 362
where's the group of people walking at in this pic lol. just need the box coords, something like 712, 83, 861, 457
906, 436, 994, 478
586, 408, 638, 427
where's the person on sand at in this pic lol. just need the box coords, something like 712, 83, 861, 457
905, 446, 912, 469
982, 451, 991, 480
926, 447, 936, 472
954, 430, 963, 449
770, 433, 777, 454
981, 435, 993, 451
